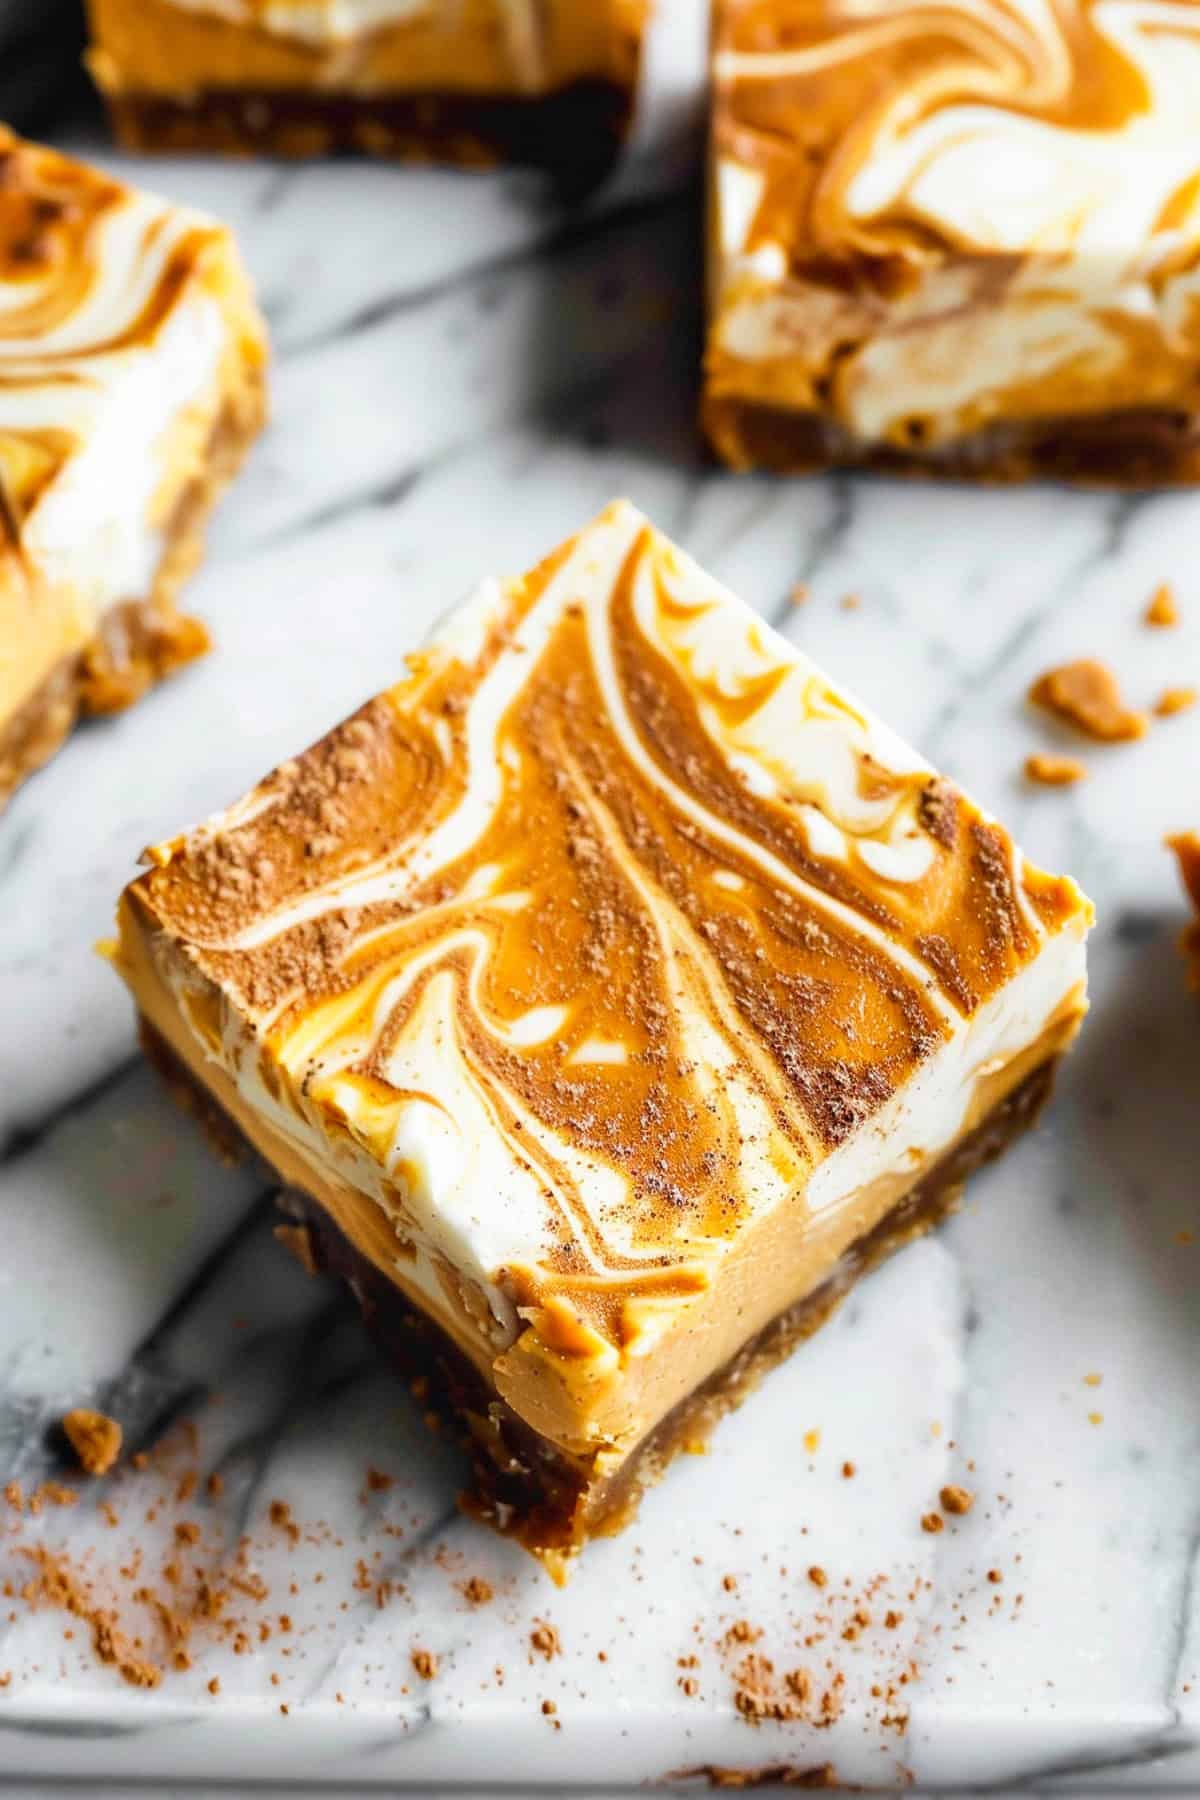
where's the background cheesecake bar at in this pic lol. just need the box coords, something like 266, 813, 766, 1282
1169, 833, 1200, 989
704, 0, 1200, 483
85, 0, 650, 182
0, 129, 266, 809
113, 500, 1092, 1570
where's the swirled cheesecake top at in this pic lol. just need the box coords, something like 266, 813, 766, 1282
713, 0, 1200, 268
0, 127, 243, 523
129, 502, 1091, 1360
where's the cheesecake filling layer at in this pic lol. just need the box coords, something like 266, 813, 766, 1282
87, 0, 647, 99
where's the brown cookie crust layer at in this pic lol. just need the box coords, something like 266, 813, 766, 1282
103, 81, 635, 187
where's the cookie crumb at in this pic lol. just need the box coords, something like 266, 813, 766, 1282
1145, 583, 1180, 627
841, 1461, 856, 1479
939, 1485, 974, 1516
807, 1565, 827, 1588
1154, 685, 1197, 718
921, 1512, 944, 1535
411, 1648, 438, 1680
62, 1409, 122, 1477
1029, 658, 1147, 742
789, 582, 810, 608
1025, 752, 1087, 787
530, 1619, 560, 1661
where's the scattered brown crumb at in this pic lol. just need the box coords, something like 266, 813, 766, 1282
3, 1481, 21, 1513
807, 1566, 828, 1589
1083, 1372, 1103, 1387
0, 1673, 11, 1690
541, 1698, 557, 1716
1088, 1411, 1104, 1425
268, 1500, 300, 1544
1155, 686, 1197, 718
987, 1569, 1003, 1584
34, 1482, 77, 1509
206, 1472, 224, 1499
939, 1485, 974, 1516
21, 1549, 162, 1690
411, 1648, 438, 1681
884, 1610, 903, 1629
668, 1764, 839, 1790
1029, 658, 1147, 742
131, 1452, 148, 1471
841, 1461, 856, 1479
365, 1467, 394, 1494
1145, 583, 1180, 627
174, 1521, 200, 1546
1025, 752, 1087, 787
530, 1619, 560, 1661
841, 592, 861, 612
722, 1574, 738, 1593
459, 1576, 494, 1608
788, 582, 810, 608
62, 1410, 122, 1477
921, 1512, 944, 1535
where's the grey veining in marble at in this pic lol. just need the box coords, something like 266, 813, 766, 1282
1, 35, 1200, 1791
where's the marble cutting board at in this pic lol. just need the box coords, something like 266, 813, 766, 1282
1, 113, 1200, 1791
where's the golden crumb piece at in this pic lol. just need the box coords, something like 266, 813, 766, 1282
1145, 583, 1180, 628
788, 581, 809, 607
1029, 659, 1147, 742
939, 1484, 974, 1516
62, 1409, 122, 1477
920, 1511, 944, 1534
1025, 752, 1087, 787
1154, 686, 1197, 718
841, 592, 861, 612
411, 1648, 439, 1680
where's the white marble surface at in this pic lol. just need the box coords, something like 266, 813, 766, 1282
1, 82, 1200, 1793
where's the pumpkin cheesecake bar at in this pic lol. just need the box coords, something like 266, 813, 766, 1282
704, 0, 1200, 482
112, 500, 1092, 1571
85, 0, 649, 183
0, 128, 267, 810
1169, 833, 1200, 988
